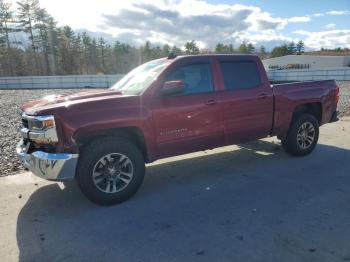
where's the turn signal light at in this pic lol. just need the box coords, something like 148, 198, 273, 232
42, 118, 55, 128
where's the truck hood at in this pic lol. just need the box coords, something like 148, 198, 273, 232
21, 89, 130, 115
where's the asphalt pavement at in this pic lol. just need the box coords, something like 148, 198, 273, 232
1, 118, 350, 262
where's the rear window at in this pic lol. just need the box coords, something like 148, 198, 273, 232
219, 61, 261, 90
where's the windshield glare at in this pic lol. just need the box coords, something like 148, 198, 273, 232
111, 59, 170, 95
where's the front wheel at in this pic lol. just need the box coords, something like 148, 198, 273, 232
281, 113, 319, 156
76, 137, 145, 206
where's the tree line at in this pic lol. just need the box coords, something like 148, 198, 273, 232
0, 0, 346, 77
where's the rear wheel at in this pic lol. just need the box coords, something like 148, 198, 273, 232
281, 113, 319, 156
76, 137, 145, 205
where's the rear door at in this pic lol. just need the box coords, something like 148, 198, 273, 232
151, 59, 225, 158
216, 58, 274, 144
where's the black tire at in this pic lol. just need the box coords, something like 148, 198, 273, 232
76, 136, 145, 206
281, 113, 319, 156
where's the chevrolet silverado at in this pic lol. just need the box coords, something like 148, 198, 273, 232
16, 54, 339, 205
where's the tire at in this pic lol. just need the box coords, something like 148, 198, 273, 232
76, 136, 145, 206
281, 113, 319, 157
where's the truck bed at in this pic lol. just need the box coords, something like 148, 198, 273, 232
271, 79, 338, 137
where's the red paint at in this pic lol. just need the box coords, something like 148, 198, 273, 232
21, 55, 338, 162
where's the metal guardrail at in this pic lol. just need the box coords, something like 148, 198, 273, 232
267, 68, 350, 81
2, 69, 349, 89
0, 74, 124, 89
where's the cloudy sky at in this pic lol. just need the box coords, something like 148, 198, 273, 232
10, 0, 350, 50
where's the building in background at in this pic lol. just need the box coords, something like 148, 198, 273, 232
263, 55, 350, 70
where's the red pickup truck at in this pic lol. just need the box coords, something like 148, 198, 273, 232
17, 54, 339, 205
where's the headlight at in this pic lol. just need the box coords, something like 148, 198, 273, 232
29, 115, 56, 130
21, 114, 58, 144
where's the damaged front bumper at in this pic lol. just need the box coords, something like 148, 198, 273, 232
16, 140, 78, 181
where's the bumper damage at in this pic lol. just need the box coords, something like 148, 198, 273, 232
16, 140, 78, 181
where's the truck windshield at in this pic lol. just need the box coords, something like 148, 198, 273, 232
110, 59, 170, 95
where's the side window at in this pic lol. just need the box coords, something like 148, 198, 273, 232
166, 63, 213, 94
219, 61, 261, 90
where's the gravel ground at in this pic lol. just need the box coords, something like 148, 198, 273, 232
0, 88, 100, 177
1, 81, 350, 177
337, 81, 350, 116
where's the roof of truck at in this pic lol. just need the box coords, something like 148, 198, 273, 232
166, 54, 260, 63
168, 54, 259, 59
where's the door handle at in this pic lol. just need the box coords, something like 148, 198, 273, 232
257, 93, 268, 99
205, 100, 218, 105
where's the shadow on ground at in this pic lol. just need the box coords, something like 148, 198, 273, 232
16, 141, 350, 262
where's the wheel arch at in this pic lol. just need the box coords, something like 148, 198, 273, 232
74, 126, 149, 162
292, 102, 323, 124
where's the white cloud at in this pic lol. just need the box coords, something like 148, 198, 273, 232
325, 23, 336, 29
293, 30, 310, 36
326, 10, 349, 15
97, 0, 313, 47
310, 10, 349, 17
312, 13, 324, 17
294, 29, 350, 49
6, 0, 349, 50
287, 16, 311, 23
231, 30, 296, 50
94, 0, 296, 47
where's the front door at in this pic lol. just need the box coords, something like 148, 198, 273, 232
151, 62, 225, 158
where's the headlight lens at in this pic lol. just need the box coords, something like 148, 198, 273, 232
29, 115, 56, 130
22, 114, 58, 144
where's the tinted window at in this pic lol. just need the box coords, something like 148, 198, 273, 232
220, 61, 261, 90
166, 63, 213, 94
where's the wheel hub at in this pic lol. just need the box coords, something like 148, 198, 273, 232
297, 122, 315, 149
92, 153, 134, 193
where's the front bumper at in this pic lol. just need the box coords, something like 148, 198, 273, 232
16, 140, 79, 181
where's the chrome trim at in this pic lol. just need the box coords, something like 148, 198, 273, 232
27, 127, 59, 143
21, 128, 29, 139
21, 113, 58, 143
16, 140, 78, 181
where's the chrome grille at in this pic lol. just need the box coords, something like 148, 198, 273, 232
22, 117, 29, 128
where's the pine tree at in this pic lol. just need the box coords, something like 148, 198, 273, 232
184, 40, 199, 55
17, 0, 41, 73
171, 45, 182, 56
98, 37, 106, 73
271, 44, 289, 58
141, 41, 152, 62
238, 43, 248, 53
259, 46, 266, 55
161, 44, 170, 57
287, 41, 296, 55
0, 0, 16, 75
247, 43, 255, 54
296, 40, 305, 55
35, 8, 54, 75
215, 43, 234, 53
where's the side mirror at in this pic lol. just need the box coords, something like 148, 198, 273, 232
160, 80, 184, 96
